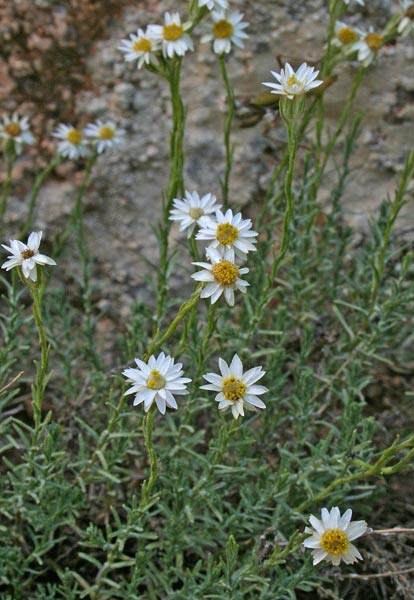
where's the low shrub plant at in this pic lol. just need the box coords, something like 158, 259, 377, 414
0, 0, 413, 598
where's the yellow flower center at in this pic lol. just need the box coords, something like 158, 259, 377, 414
133, 37, 152, 52
189, 207, 204, 220
21, 249, 35, 259
320, 529, 349, 555
287, 75, 299, 88
216, 223, 239, 245
67, 128, 83, 145
213, 19, 234, 39
337, 26, 357, 44
99, 126, 115, 140
4, 122, 21, 137
147, 370, 166, 390
163, 23, 184, 41
365, 32, 383, 51
222, 376, 246, 402
211, 260, 239, 286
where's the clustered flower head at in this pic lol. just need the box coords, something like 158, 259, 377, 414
1, 231, 56, 282
0, 113, 34, 154
196, 208, 258, 261
52, 120, 124, 159
191, 247, 249, 306
263, 62, 323, 100
333, 20, 361, 48
201, 354, 268, 419
350, 27, 384, 66
303, 507, 368, 566
169, 190, 220, 237
202, 10, 249, 55
117, 27, 161, 69
123, 352, 191, 415
83, 120, 125, 154
147, 12, 194, 59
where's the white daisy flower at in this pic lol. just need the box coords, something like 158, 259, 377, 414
303, 507, 368, 566
200, 354, 268, 419
191, 247, 249, 307
123, 352, 191, 415
198, 0, 229, 11
83, 120, 125, 154
147, 12, 194, 59
262, 63, 323, 100
0, 113, 34, 154
398, 1, 414, 37
332, 21, 360, 47
343, 0, 364, 5
52, 123, 89, 160
1, 231, 56, 282
169, 190, 221, 238
201, 11, 249, 55
196, 208, 258, 261
350, 29, 383, 66
117, 28, 161, 69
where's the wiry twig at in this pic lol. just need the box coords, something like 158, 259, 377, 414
0, 371, 24, 395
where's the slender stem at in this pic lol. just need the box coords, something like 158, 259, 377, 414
242, 107, 298, 355
271, 113, 298, 277
30, 279, 50, 432
139, 406, 158, 508
147, 283, 202, 359
54, 152, 98, 257
81, 285, 202, 481
0, 142, 15, 229
20, 155, 61, 238
189, 233, 200, 262
191, 418, 239, 497
219, 54, 235, 210
156, 59, 186, 325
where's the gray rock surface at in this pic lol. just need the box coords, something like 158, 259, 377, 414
9, 1, 414, 318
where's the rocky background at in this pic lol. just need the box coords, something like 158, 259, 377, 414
1, 0, 413, 320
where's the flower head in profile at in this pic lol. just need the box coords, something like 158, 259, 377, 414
196, 208, 258, 261
1, 231, 56, 282
198, 0, 229, 10
191, 247, 249, 306
52, 123, 89, 159
147, 12, 193, 59
117, 28, 161, 69
0, 113, 34, 154
262, 63, 323, 100
350, 28, 383, 66
84, 120, 125, 154
398, 1, 414, 37
201, 11, 249, 54
201, 354, 268, 419
303, 507, 368, 566
169, 190, 220, 238
123, 352, 191, 415
333, 21, 360, 47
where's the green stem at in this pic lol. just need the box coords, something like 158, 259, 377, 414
191, 418, 239, 497
219, 54, 235, 210
54, 152, 97, 257
156, 59, 186, 325
0, 142, 15, 229
30, 279, 50, 432
20, 155, 61, 238
139, 406, 158, 508
81, 285, 202, 481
